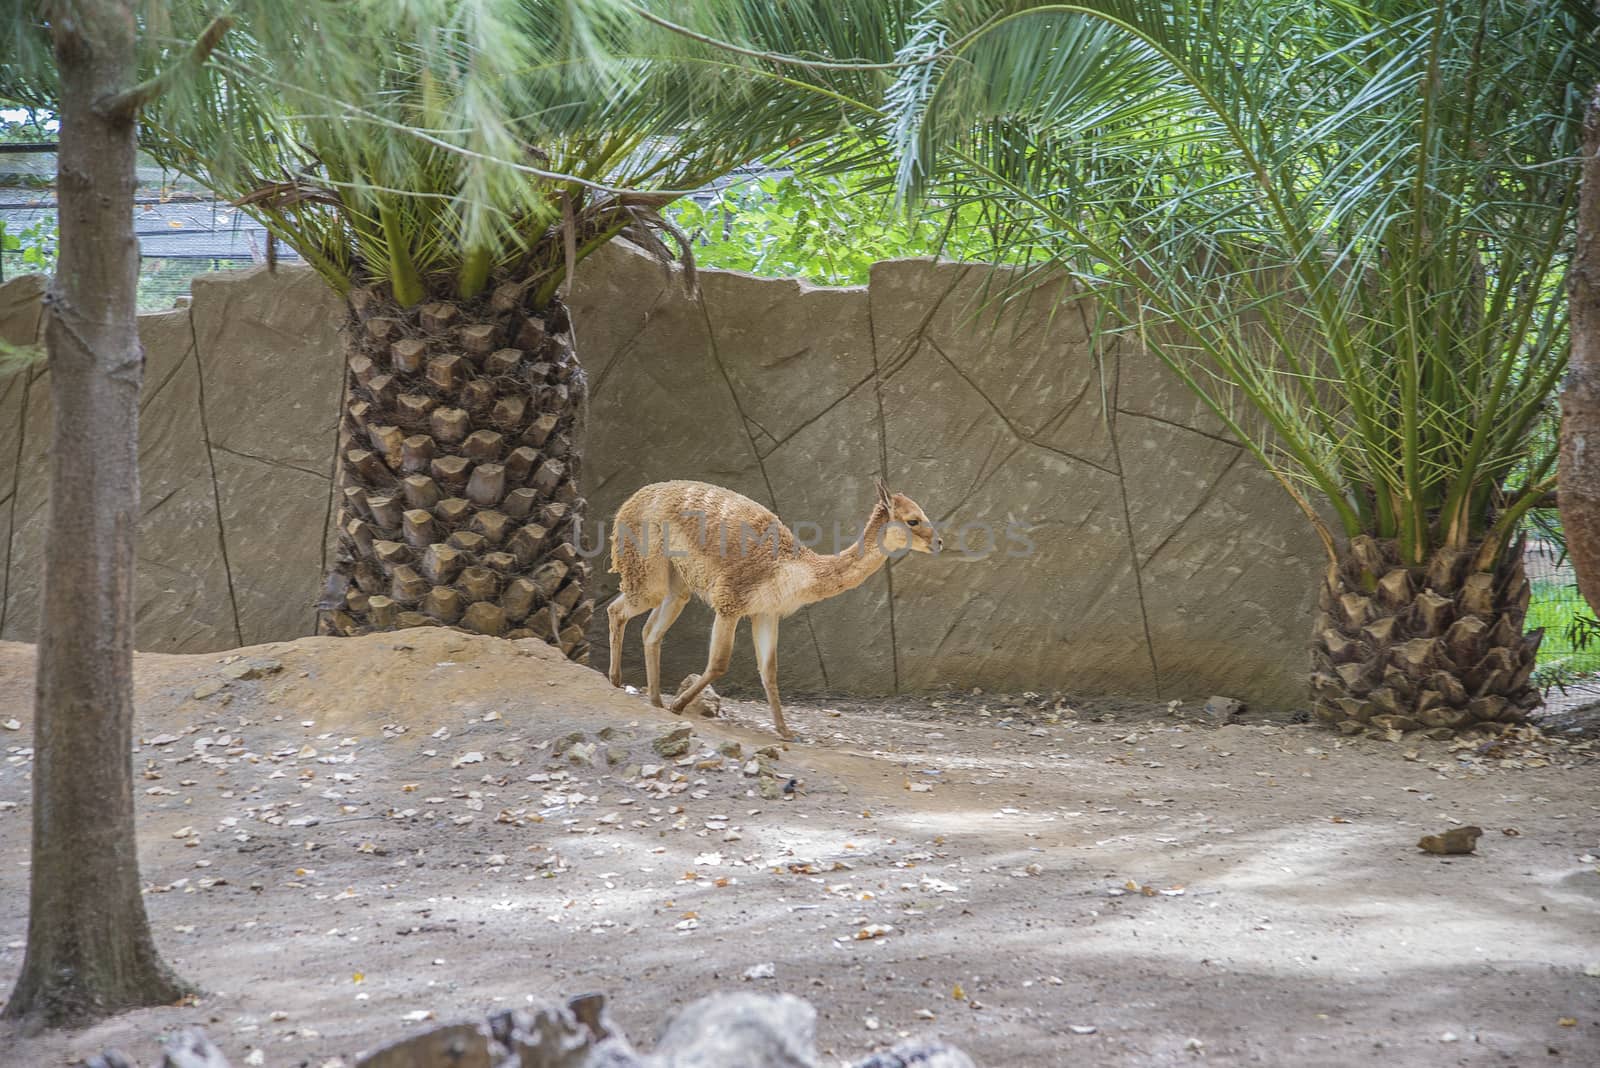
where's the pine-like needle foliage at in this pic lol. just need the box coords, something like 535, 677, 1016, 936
2, 2, 911, 310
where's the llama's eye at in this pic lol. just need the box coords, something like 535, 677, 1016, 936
906, 519, 920, 527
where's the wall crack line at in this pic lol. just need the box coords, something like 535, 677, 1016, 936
867, 279, 900, 692
924, 337, 1118, 477
210, 443, 330, 480
1116, 406, 1244, 450
758, 369, 877, 456
938, 440, 1024, 530
695, 295, 829, 690
1140, 450, 1245, 569
1104, 387, 1162, 699
876, 264, 970, 380
137, 343, 195, 416
188, 308, 245, 647
587, 282, 670, 401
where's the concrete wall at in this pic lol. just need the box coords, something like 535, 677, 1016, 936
0, 244, 1324, 707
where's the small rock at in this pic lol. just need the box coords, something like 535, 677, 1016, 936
640, 764, 664, 778
1203, 695, 1244, 722
1418, 825, 1482, 855
220, 657, 282, 681
653, 993, 816, 1068
758, 776, 784, 801
1423, 727, 1455, 741
742, 962, 776, 981
553, 731, 586, 756
653, 726, 693, 759
191, 680, 225, 700
675, 675, 722, 718
1337, 720, 1364, 735
718, 740, 743, 759
566, 742, 598, 767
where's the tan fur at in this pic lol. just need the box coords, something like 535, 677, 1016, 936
606, 478, 938, 739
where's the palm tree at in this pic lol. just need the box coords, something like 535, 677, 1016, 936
139, 0, 898, 661
811, 0, 1598, 733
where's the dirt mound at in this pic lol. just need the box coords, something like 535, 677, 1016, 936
1, 631, 1597, 1066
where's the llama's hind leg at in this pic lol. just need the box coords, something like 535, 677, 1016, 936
606, 591, 656, 688
750, 613, 790, 740
642, 567, 691, 708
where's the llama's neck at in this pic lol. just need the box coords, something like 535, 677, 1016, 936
799, 503, 892, 605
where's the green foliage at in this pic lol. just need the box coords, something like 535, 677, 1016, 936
1, 0, 907, 310
1528, 577, 1600, 686
1, 214, 56, 273
0, 106, 54, 143
667, 164, 1014, 285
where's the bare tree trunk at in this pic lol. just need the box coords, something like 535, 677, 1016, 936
3, 0, 188, 1030
1561, 83, 1600, 616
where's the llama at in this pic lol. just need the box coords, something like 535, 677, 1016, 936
606, 478, 939, 739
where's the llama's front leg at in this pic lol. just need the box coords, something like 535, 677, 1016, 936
642, 586, 690, 708
606, 592, 651, 688
671, 613, 737, 714
750, 613, 790, 740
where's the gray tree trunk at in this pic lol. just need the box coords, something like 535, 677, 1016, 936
3, 0, 188, 1030
1561, 83, 1600, 616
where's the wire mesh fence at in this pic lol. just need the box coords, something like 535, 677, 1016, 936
1524, 519, 1600, 715
0, 142, 294, 311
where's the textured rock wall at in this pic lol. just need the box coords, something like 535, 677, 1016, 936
571, 244, 1324, 708
0, 246, 1324, 706
0, 267, 345, 653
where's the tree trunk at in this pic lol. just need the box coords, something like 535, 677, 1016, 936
4, 0, 188, 1030
1309, 535, 1542, 736
1561, 82, 1600, 617
317, 284, 594, 662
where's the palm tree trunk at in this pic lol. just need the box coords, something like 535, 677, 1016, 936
1560, 82, 1600, 617
316, 283, 593, 661
1310, 535, 1542, 735
4, 0, 188, 1029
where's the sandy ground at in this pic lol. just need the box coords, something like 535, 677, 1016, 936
0, 628, 1597, 1067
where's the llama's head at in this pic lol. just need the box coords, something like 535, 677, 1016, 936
875, 478, 941, 554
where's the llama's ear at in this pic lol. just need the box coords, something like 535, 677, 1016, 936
874, 477, 892, 508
